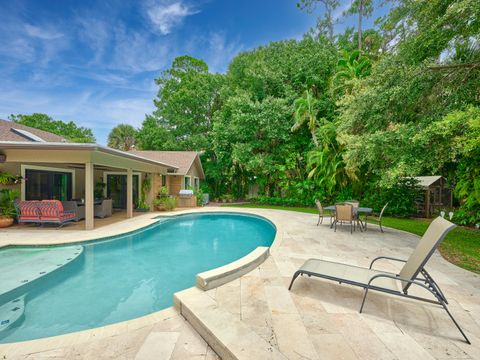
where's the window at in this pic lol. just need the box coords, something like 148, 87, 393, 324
25, 169, 72, 201
161, 175, 166, 187
194, 177, 199, 190
184, 176, 191, 189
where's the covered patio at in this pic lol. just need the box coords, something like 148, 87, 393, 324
0, 142, 177, 230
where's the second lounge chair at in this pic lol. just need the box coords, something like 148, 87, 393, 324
288, 216, 470, 344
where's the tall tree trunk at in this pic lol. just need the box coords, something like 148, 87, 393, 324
327, 7, 334, 41
358, 0, 363, 51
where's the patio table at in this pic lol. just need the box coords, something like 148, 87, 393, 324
324, 205, 373, 230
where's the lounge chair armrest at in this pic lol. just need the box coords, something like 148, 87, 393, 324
366, 273, 437, 297
369, 256, 407, 269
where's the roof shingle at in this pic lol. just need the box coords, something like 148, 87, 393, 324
129, 150, 204, 178
0, 119, 68, 143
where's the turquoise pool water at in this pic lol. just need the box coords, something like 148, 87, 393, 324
0, 212, 275, 343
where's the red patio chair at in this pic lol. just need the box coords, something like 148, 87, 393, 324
39, 200, 76, 228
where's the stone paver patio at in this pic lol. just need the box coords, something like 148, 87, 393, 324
1, 208, 479, 359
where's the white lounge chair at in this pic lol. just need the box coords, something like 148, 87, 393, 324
288, 217, 470, 344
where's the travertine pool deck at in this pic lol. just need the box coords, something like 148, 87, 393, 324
0, 207, 479, 359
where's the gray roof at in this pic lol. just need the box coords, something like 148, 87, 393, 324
129, 150, 205, 179
0, 119, 68, 143
414, 176, 443, 188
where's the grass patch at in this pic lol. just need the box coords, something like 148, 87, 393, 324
222, 203, 318, 214
223, 203, 480, 273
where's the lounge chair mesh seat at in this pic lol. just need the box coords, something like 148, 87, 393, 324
289, 216, 471, 344
298, 259, 400, 292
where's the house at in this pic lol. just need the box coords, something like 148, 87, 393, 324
413, 176, 453, 218
0, 119, 204, 229
129, 151, 205, 195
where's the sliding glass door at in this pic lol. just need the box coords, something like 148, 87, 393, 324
106, 174, 139, 209
25, 169, 72, 201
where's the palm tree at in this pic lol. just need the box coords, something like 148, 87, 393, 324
107, 124, 138, 151
291, 89, 320, 147
332, 50, 371, 94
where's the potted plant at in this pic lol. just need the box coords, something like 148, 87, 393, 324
94, 182, 106, 200
154, 186, 169, 211
153, 196, 177, 211
0, 189, 20, 228
136, 200, 150, 212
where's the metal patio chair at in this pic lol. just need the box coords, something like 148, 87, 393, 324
288, 217, 470, 344
315, 199, 333, 226
333, 203, 360, 233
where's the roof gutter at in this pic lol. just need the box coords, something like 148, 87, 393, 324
0, 141, 179, 170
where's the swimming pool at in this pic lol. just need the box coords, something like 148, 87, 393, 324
0, 212, 276, 343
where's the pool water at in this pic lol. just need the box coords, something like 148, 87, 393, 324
0, 212, 275, 343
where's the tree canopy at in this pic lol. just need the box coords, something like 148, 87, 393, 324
107, 124, 138, 151
133, 0, 479, 224
9, 113, 95, 143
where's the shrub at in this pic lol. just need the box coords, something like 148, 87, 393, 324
250, 196, 314, 207
194, 188, 204, 206
153, 196, 177, 211
362, 178, 422, 217
0, 189, 20, 219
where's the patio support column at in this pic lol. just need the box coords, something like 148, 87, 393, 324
126, 168, 133, 218
85, 162, 94, 230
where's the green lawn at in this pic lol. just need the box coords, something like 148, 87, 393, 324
223, 203, 480, 273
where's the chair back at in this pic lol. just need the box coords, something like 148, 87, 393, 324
399, 217, 456, 292
315, 199, 323, 215
344, 200, 359, 207
102, 199, 113, 217
40, 200, 64, 219
379, 203, 388, 219
335, 204, 353, 221
17, 201, 41, 218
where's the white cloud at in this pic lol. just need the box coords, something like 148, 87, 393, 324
24, 24, 64, 40
146, 1, 199, 35
76, 17, 110, 64
184, 32, 243, 73
111, 25, 172, 73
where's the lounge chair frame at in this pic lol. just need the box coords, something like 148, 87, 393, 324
288, 218, 470, 344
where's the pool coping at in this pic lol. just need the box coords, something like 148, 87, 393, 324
0, 207, 285, 356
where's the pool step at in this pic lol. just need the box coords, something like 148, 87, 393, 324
0, 296, 25, 332
174, 287, 287, 360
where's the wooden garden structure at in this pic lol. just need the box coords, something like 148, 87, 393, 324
414, 176, 453, 218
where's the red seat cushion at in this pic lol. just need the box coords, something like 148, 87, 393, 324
39, 200, 63, 220
18, 201, 41, 220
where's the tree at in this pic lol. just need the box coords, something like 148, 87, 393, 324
9, 113, 95, 143
297, 0, 339, 41
343, 0, 373, 51
142, 55, 224, 152
107, 124, 138, 151
291, 89, 320, 146
332, 49, 371, 94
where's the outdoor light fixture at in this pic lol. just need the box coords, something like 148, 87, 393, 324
448, 212, 454, 220
440, 211, 445, 218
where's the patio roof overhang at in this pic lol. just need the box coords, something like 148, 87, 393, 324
0, 141, 179, 173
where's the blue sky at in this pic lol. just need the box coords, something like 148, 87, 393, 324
0, 0, 388, 144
